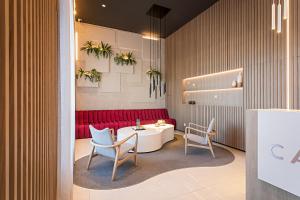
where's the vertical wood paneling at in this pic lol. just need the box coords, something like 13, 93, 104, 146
166, 0, 300, 151
1, 0, 58, 199
166, 0, 247, 150
0, 0, 7, 199
290, 0, 300, 109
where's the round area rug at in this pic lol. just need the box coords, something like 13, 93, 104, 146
74, 135, 234, 190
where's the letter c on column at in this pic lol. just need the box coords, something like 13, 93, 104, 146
271, 144, 284, 160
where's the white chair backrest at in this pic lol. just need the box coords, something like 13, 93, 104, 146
89, 125, 116, 158
206, 118, 215, 133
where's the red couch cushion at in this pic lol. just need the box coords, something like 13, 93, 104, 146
75, 109, 176, 139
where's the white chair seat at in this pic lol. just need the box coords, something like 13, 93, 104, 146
119, 142, 135, 157
184, 134, 207, 145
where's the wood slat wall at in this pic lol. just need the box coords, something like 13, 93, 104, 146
0, 0, 59, 199
0, 0, 7, 200
290, 0, 300, 109
166, 0, 248, 150
165, 0, 300, 150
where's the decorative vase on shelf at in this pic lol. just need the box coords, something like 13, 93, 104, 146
232, 80, 237, 88
237, 72, 243, 87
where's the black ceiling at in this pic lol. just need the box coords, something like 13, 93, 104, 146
75, 0, 218, 38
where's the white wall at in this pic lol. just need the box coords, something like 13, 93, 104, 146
75, 22, 166, 110
58, 0, 75, 199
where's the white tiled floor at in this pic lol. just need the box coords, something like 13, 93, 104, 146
73, 132, 245, 200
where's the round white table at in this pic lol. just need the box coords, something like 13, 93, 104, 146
117, 124, 175, 153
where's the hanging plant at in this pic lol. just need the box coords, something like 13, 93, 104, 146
146, 68, 162, 98
80, 41, 113, 58
76, 67, 102, 83
114, 52, 137, 66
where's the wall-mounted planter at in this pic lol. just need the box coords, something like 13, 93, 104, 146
110, 58, 134, 74
76, 78, 99, 88
84, 54, 109, 73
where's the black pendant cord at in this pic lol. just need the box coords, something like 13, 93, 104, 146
146, 4, 170, 98
164, 16, 167, 94
159, 15, 162, 97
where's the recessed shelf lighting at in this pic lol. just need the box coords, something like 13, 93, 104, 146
183, 68, 243, 81
102, 4, 106, 8
184, 87, 243, 93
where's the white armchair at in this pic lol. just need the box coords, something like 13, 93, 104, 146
87, 125, 138, 181
184, 118, 216, 158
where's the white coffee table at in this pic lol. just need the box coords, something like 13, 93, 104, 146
117, 124, 175, 153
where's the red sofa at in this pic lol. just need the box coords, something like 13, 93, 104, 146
75, 109, 176, 139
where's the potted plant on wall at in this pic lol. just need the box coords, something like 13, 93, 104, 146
146, 67, 162, 98
114, 52, 137, 66
80, 41, 113, 58
76, 67, 102, 87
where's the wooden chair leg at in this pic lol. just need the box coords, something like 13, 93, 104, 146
133, 148, 138, 166
208, 139, 215, 158
112, 149, 120, 181
134, 135, 138, 166
87, 146, 95, 170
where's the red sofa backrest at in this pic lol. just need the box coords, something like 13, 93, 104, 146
75, 109, 170, 125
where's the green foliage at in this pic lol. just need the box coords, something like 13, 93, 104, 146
76, 67, 102, 83
114, 52, 137, 66
80, 41, 113, 58
146, 68, 161, 77
146, 67, 162, 98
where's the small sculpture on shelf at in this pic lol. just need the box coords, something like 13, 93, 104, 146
232, 71, 243, 88
237, 72, 243, 87
232, 80, 237, 88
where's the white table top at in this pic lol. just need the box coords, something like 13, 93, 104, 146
117, 124, 174, 136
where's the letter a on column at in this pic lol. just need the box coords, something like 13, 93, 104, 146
291, 150, 300, 164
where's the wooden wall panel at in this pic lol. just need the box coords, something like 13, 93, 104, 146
290, 0, 300, 109
166, 0, 248, 150
1, 0, 59, 199
166, 0, 300, 151
0, 0, 7, 199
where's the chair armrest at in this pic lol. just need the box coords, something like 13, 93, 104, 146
114, 132, 138, 147
90, 133, 138, 148
90, 140, 116, 148
185, 126, 208, 135
188, 122, 207, 129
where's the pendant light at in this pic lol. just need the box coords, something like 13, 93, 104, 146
146, 4, 170, 98
283, 0, 288, 20
277, 0, 282, 33
272, 0, 276, 30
